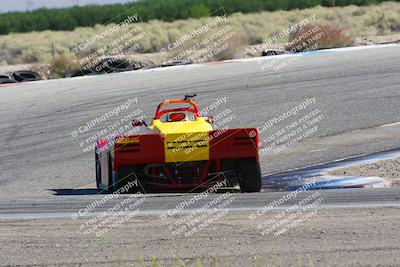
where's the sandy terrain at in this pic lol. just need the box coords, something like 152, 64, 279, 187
1, 207, 399, 266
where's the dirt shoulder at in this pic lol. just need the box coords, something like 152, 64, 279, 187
330, 157, 400, 186
1, 207, 399, 266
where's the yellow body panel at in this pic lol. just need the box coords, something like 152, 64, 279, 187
150, 118, 212, 163
151, 118, 212, 134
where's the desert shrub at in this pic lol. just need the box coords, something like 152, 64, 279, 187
212, 35, 244, 61
286, 24, 354, 52
375, 13, 394, 34
22, 53, 39, 64
49, 53, 79, 78
352, 9, 367, 16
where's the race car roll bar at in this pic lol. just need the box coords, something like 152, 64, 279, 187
154, 96, 200, 119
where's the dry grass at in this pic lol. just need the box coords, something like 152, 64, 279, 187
48, 53, 79, 78
0, 1, 399, 66
286, 25, 354, 52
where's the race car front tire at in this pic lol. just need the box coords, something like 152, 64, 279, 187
239, 158, 262, 193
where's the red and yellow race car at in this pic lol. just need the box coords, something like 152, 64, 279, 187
95, 95, 261, 193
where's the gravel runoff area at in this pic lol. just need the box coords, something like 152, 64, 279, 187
1, 208, 399, 266
329, 157, 400, 187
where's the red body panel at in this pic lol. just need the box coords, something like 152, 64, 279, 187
209, 128, 259, 161
113, 128, 259, 170
113, 134, 164, 170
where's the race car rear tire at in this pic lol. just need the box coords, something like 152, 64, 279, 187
239, 158, 262, 193
107, 152, 114, 193
95, 153, 101, 190
95, 152, 114, 193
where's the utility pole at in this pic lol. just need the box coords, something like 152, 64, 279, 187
51, 42, 56, 61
